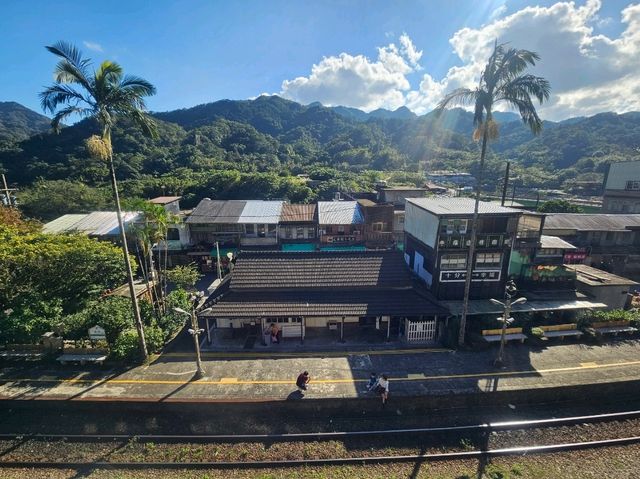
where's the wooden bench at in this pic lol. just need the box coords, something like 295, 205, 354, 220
57, 348, 108, 365
0, 344, 47, 360
539, 323, 583, 339
592, 320, 638, 336
482, 327, 527, 343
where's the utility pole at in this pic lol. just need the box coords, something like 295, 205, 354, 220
1, 174, 18, 207
501, 161, 510, 206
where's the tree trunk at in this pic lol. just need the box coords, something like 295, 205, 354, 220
458, 124, 490, 346
108, 152, 148, 360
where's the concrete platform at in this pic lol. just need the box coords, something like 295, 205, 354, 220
2, 340, 640, 404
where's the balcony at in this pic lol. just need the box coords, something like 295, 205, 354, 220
240, 236, 278, 246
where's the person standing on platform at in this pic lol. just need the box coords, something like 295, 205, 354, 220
375, 374, 389, 407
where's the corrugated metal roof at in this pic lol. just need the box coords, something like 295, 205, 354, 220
543, 214, 640, 232
569, 264, 638, 286
238, 200, 283, 224
42, 214, 89, 234
186, 200, 246, 224
280, 204, 316, 223
69, 211, 141, 236
148, 196, 181, 204
42, 212, 140, 236
407, 198, 522, 216
317, 201, 364, 225
540, 235, 577, 250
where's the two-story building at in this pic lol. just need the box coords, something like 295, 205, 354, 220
186, 199, 283, 248
317, 201, 365, 247
403, 198, 521, 300
278, 203, 317, 249
602, 160, 640, 213
543, 213, 640, 280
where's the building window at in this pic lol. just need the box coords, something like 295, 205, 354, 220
440, 219, 468, 235
166, 228, 180, 241
285, 227, 292, 239
605, 231, 614, 241
476, 252, 502, 268
245, 224, 255, 235
372, 222, 384, 232
307, 227, 315, 238
337, 225, 345, 234
296, 227, 304, 239
441, 254, 467, 270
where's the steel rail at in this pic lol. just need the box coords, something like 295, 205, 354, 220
1, 436, 640, 469
1, 408, 639, 442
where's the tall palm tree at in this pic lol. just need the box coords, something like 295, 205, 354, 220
436, 42, 550, 346
40, 41, 158, 360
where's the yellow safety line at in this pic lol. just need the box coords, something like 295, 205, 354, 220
3, 359, 640, 387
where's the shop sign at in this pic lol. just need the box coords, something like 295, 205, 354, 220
440, 270, 501, 282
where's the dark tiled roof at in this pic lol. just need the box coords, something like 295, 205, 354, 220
186, 200, 246, 224
202, 289, 447, 317
280, 204, 317, 223
229, 251, 412, 290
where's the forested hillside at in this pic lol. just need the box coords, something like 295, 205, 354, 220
1, 96, 639, 220
0, 102, 52, 143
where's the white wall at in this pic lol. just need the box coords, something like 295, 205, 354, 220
405, 202, 439, 247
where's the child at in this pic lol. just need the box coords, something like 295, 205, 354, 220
366, 372, 378, 392
296, 371, 310, 391
376, 374, 389, 406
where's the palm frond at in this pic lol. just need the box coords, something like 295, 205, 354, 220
50, 106, 93, 133
95, 60, 124, 86
497, 74, 551, 104
435, 88, 478, 115
502, 97, 544, 135
119, 75, 157, 97
46, 42, 93, 91
39, 84, 91, 114
117, 107, 159, 139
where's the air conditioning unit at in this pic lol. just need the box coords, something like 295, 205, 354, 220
353, 230, 360, 235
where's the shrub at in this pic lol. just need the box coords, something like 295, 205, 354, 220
111, 329, 140, 361
144, 325, 165, 354
530, 327, 544, 338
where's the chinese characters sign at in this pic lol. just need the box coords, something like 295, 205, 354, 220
440, 270, 501, 282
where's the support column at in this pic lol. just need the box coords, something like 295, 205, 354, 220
300, 317, 305, 345
340, 315, 345, 343
386, 316, 391, 342
205, 317, 212, 345
261, 317, 266, 346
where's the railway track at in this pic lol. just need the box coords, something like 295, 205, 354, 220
1, 410, 640, 469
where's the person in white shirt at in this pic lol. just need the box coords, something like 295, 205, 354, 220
375, 374, 389, 406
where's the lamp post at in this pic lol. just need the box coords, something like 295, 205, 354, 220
489, 280, 526, 368
174, 293, 206, 379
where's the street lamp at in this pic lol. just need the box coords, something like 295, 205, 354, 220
489, 280, 526, 368
174, 300, 206, 379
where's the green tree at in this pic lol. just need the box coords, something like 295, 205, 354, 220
40, 41, 158, 360
19, 179, 109, 220
164, 264, 202, 290
0, 224, 129, 343
436, 42, 550, 345
537, 199, 584, 213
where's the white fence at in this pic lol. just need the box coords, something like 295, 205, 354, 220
405, 319, 437, 343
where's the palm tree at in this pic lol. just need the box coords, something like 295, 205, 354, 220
436, 42, 550, 346
40, 41, 158, 360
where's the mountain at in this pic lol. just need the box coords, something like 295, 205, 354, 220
0, 102, 52, 143
331, 105, 417, 121
2, 95, 640, 206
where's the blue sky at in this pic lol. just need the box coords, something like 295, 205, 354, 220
1, 0, 637, 120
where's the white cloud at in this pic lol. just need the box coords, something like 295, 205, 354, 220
489, 4, 507, 21
83, 41, 103, 52
280, 35, 421, 112
280, 1, 640, 119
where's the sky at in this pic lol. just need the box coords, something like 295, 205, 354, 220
1, 0, 638, 121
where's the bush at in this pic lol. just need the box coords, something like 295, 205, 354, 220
111, 329, 141, 361
158, 289, 191, 339
530, 327, 544, 338
144, 325, 165, 354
